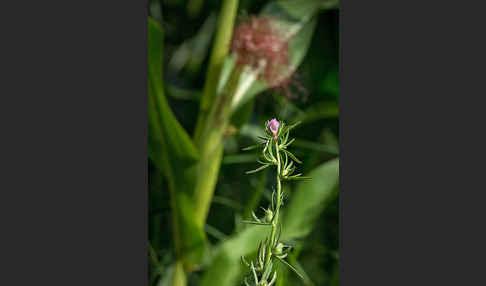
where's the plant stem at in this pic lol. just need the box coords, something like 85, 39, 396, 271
193, 66, 243, 227
265, 139, 281, 267
193, 0, 239, 144
171, 260, 187, 286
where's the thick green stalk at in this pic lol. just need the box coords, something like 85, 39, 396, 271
193, 0, 239, 144
171, 261, 187, 286
193, 66, 243, 227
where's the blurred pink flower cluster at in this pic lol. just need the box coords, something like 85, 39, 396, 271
231, 16, 289, 87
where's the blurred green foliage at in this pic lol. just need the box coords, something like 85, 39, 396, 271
148, 1, 339, 285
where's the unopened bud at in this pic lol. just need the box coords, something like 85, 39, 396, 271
265, 209, 274, 223
267, 118, 279, 140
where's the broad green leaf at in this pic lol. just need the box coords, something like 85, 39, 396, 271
199, 226, 269, 286
282, 158, 339, 239
148, 18, 199, 178
148, 17, 206, 268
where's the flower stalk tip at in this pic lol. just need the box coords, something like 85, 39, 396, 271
241, 119, 308, 285
267, 118, 280, 140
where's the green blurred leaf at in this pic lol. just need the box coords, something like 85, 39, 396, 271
148, 17, 206, 268
156, 262, 186, 286
293, 139, 339, 155
320, 69, 339, 97
168, 13, 217, 75
283, 158, 339, 239
165, 84, 201, 101
295, 101, 339, 124
222, 153, 259, 164
199, 226, 269, 286
230, 97, 255, 129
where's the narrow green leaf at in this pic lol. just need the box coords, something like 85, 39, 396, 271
282, 149, 302, 164
241, 220, 272, 226
275, 256, 305, 281
246, 164, 271, 174
289, 259, 314, 285
285, 175, 311, 181
205, 224, 228, 242
242, 143, 264, 151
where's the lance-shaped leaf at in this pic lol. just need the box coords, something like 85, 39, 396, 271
246, 164, 271, 174
242, 142, 265, 151
282, 149, 302, 164
275, 256, 305, 281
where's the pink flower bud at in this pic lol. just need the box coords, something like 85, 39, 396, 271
267, 118, 280, 140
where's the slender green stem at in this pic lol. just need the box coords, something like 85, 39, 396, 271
265, 138, 281, 267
